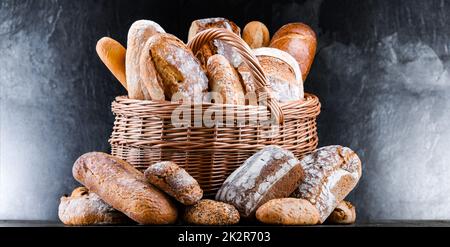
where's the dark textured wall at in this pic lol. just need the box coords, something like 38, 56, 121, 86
0, 0, 449, 221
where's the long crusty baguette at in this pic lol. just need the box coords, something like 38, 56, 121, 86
72, 152, 178, 225
126, 20, 165, 100
96, 37, 127, 89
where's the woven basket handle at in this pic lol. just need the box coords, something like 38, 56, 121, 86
187, 28, 284, 124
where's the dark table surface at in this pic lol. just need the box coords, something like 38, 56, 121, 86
1, 220, 450, 227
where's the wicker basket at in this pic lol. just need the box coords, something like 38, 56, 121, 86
109, 28, 321, 197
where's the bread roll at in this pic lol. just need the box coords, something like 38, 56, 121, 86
256, 198, 320, 225
126, 20, 165, 100
238, 47, 304, 102
206, 54, 245, 105
96, 37, 127, 89
144, 33, 208, 103
188, 17, 241, 67
291, 146, 362, 223
326, 200, 356, 224
144, 161, 203, 205
58, 187, 131, 225
72, 152, 178, 225
242, 21, 270, 49
270, 23, 317, 81
216, 145, 304, 218
184, 199, 240, 225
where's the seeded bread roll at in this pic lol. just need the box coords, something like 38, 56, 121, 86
143, 33, 208, 103
188, 17, 242, 68
238, 47, 304, 102
144, 161, 203, 205
256, 198, 320, 225
72, 152, 178, 225
126, 20, 165, 100
326, 200, 356, 224
291, 146, 362, 223
58, 187, 131, 225
270, 23, 317, 81
216, 145, 304, 218
206, 54, 245, 105
242, 21, 270, 49
183, 199, 240, 225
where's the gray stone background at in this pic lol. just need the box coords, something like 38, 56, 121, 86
0, 0, 449, 221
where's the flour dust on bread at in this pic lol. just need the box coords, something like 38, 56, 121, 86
126, 20, 165, 100
58, 187, 131, 225
216, 145, 304, 218
143, 33, 208, 103
291, 145, 362, 223
238, 47, 304, 102
188, 17, 242, 68
72, 152, 178, 225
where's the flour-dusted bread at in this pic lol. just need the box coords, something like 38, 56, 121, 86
188, 17, 242, 67
242, 21, 270, 49
72, 152, 178, 225
216, 145, 304, 218
291, 146, 362, 223
58, 187, 131, 225
96, 37, 127, 89
326, 200, 356, 224
144, 161, 203, 205
183, 199, 240, 225
143, 33, 208, 103
206, 54, 245, 105
270, 23, 317, 81
256, 198, 320, 225
126, 20, 165, 100
238, 47, 304, 102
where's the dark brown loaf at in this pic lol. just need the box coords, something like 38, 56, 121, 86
72, 152, 178, 225
144, 161, 203, 205
238, 47, 304, 102
183, 199, 240, 225
188, 17, 242, 67
326, 200, 356, 224
291, 145, 362, 223
255, 198, 320, 225
58, 187, 131, 225
216, 145, 304, 218
206, 54, 245, 105
126, 20, 165, 100
270, 23, 317, 81
144, 33, 208, 103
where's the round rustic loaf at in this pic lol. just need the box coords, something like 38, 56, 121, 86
270, 23, 317, 81
144, 161, 203, 205
72, 152, 178, 225
183, 199, 240, 225
256, 198, 320, 225
58, 187, 131, 225
242, 21, 270, 49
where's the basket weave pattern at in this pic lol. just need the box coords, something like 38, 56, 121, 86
109, 29, 321, 197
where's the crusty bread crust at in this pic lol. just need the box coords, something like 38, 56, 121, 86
256, 198, 320, 225
72, 152, 178, 225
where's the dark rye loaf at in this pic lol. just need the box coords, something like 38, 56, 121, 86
216, 145, 304, 218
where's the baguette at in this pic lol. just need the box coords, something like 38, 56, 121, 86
96, 37, 127, 89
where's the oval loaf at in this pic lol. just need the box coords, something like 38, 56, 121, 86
256, 198, 320, 225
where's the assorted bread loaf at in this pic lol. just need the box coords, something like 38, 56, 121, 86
58, 187, 131, 225
60, 18, 364, 226
216, 145, 304, 218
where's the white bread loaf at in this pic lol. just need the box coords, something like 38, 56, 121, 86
126, 20, 165, 100
291, 145, 362, 223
